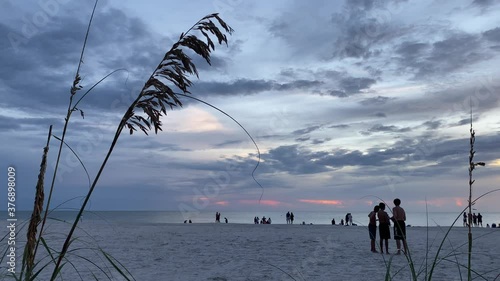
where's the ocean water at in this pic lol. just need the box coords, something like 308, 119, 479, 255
3, 210, 500, 227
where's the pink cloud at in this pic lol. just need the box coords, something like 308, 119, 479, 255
215, 201, 229, 206
299, 199, 343, 206
238, 199, 282, 206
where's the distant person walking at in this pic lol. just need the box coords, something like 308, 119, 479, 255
378, 202, 391, 254
392, 198, 407, 254
290, 212, 294, 224
369, 205, 380, 253
286, 211, 291, 224
477, 213, 483, 227
463, 212, 467, 227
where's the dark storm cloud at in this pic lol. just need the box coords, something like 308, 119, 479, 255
268, 0, 404, 61
472, 0, 495, 7
0, 7, 165, 115
292, 125, 322, 136
327, 90, 349, 98
264, 145, 329, 174
324, 76, 377, 97
279, 68, 299, 78
311, 138, 331, 145
420, 81, 500, 117
329, 124, 350, 129
191, 54, 229, 72
330, 0, 411, 60
364, 66, 383, 77
275, 80, 325, 91
295, 137, 310, 142
156, 143, 193, 152
253, 132, 500, 177
396, 33, 493, 78
331, 14, 378, 59
0, 115, 22, 131
192, 79, 323, 96
214, 139, 244, 148
428, 34, 485, 72
192, 79, 273, 96
0, 114, 64, 132
339, 77, 376, 94
361, 124, 412, 135
360, 96, 392, 106
421, 120, 443, 130
483, 27, 500, 42
276, 68, 379, 98
0, 5, 238, 121
261, 140, 418, 173
453, 118, 475, 127
374, 112, 386, 118
396, 41, 429, 59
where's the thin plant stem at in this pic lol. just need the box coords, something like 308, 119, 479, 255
177, 94, 264, 200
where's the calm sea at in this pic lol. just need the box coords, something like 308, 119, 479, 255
3, 210, 500, 227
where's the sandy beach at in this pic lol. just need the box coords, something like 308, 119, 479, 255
15, 220, 498, 281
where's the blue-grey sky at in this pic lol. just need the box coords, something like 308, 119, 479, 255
1, 0, 500, 213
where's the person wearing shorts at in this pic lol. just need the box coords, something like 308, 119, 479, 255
378, 202, 391, 254
392, 198, 407, 254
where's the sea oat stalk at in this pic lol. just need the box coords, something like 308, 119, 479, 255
467, 107, 485, 281
50, 13, 233, 280
22, 126, 52, 280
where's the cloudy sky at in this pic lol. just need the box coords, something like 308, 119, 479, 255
1, 0, 500, 214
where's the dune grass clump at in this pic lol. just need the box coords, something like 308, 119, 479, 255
1, 1, 233, 280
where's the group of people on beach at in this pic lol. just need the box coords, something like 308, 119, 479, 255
463, 211, 483, 227
215, 212, 228, 223
330, 213, 354, 226
285, 211, 295, 224
369, 198, 407, 255
254, 216, 272, 224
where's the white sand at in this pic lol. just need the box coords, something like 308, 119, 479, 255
4, 221, 499, 280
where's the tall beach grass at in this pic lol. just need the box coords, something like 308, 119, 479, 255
1, 1, 233, 279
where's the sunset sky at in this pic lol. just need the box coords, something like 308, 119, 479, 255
1, 0, 500, 213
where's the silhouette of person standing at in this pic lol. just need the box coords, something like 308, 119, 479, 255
378, 203, 391, 254
392, 198, 407, 254
369, 205, 380, 253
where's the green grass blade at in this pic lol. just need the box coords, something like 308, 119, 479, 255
101, 251, 135, 281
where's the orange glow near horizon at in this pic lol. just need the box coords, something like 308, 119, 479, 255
215, 201, 229, 206
455, 198, 464, 207
299, 199, 343, 206
490, 159, 500, 167
416, 198, 447, 207
238, 199, 282, 206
